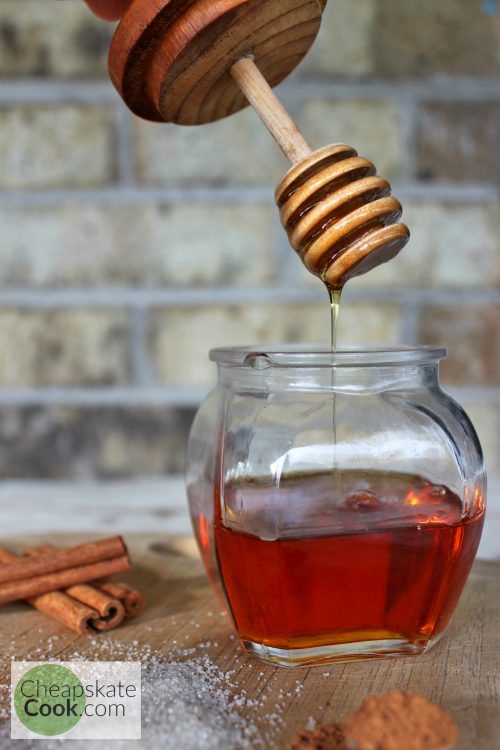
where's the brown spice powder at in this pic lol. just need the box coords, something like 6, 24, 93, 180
289, 723, 347, 749
344, 691, 459, 750
288, 691, 459, 750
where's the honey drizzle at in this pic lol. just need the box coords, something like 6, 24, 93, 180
328, 286, 343, 509
328, 286, 342, 353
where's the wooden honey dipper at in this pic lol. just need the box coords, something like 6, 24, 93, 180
109, 0, 410, 288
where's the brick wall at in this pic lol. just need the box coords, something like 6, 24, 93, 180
0, 0, 498, 479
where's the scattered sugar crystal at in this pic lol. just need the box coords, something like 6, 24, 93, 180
0, 635, 299, 749
0, 649, 264, 749
306, 716, 317, 731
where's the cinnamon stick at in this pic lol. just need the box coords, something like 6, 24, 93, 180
0, 549, 100, 635
0, 554, 131, 606
32, 544, 145, 618
24, 547, 126, 632
97, 581, 145, 617
0, 536, 127, 585
65, 585, 125, 631
27, 591, 100, 636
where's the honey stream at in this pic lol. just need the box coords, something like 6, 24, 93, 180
328, 286, 343, 508
329, 287, 342, 353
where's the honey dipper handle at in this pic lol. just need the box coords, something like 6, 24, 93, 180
230, 57, 312, 164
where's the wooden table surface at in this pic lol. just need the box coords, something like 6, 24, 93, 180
0, 534, 498, 749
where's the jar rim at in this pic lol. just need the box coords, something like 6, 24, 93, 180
209, 345, 447, 368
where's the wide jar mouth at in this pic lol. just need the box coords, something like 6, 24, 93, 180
209, 345, 447, 368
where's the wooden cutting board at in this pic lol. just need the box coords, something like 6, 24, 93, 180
0, 534, 498, 749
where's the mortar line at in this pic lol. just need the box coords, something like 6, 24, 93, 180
0, 387, 207, 407
0, 286, 498, 307
396, 183, 500, 201
0, 384, 496, 407
286, 77, 500, 102
130, 307, 156, 387
399, 301, 421, 346
115, 107, 136, 185
0, 79, 115, 104
272, 212, 298, 287
0, 183, 497, 206
0, 185, 274, 205
1, 78, 500, 103
400, 97, 419, 182
446, 386, 500, 403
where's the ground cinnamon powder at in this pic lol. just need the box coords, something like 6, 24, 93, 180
344, 691, 459, 750
288, 691, 459, 750
289, 723, 347, 749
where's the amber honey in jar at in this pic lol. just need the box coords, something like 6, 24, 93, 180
186, 346, 486, 666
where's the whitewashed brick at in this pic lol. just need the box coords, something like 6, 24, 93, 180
0, 310, 130, 386
0, 203, 275, 286
298, 100, 405, 180
420, 304, 500, 387
0, 407, 193, 478
152, 303, 401, 386
459, 402, 500, 489
134, 108, 288, 186
303, 0, 376, 76
371, 0, 500, 77
0, 106, 116, 188
0, 1, 111, 77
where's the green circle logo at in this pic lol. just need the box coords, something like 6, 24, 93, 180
14, 664, 85, 736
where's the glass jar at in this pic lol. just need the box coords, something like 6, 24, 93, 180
186, 346, 486, 667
